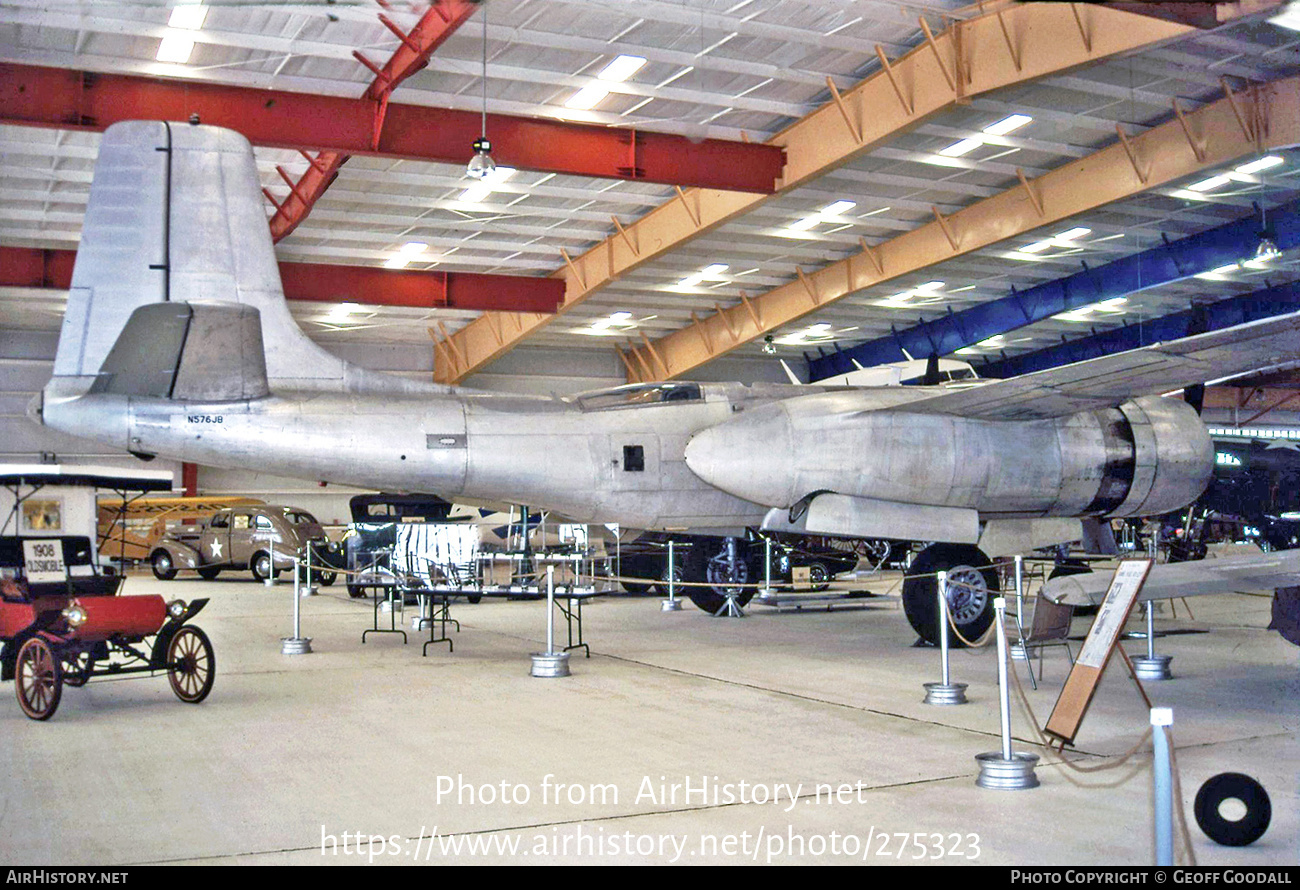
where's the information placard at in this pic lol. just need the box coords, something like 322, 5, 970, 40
22, 539, 67, 584
1044, 558, 1152, 746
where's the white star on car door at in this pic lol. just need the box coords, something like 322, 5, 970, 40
210, 539, 222, 559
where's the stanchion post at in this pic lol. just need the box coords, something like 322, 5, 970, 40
1011, 554, 1028, 662
1132, 600, 1173, 680
923, 571, 967, 705
764, 537, 772, 594
1151, 708, 1174, 865
281, 554, 312, 655
974, 597, 1039, 789
531, 565, 570, 677
265, 539, 276, 587
661, 539, 681, 612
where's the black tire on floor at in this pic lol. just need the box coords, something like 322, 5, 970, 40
197, 567, 221, 581
901, 544, 998, 647
347, 583, 367, 599
621, 580, 653, 595
1194, 773, 1271, 847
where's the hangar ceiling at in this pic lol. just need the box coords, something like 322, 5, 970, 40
3, 0, 1300, 387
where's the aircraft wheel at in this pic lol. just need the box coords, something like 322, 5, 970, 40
167, 626, 216, 704
686, 539, 755, 616
902, 544, 997, 647
151, 550, 177, 581
16, 637, 62, 720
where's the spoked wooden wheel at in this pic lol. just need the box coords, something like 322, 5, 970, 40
167, 626, 215, 704
16, 637, 62, 720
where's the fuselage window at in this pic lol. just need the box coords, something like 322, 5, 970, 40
623, 445, 645, 472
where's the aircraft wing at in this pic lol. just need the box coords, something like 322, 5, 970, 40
900, 310, 1300, 420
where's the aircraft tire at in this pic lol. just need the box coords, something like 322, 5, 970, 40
684, 539, 756, 616
902, 544, 997, 647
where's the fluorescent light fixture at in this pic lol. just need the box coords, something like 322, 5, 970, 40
1235, 155, 1285, 175
677, 274, 704, 288
459, 167, 515, 203
156, 34, 195, 63
916, 280, 944, 291
610, 311, 633, 321
820, 200, 856, 216
1268, 2, 1300, 31
982, 114, 1032, 136
1195, 263, 1242, 280
701, 263, 729, 276
807, 322, 832, 333
565, 84, 611, 111
460, 183, 492, 204
1188, 174, 1232, 192
786, 216, 820, 232
400, 241, 428, 255
598, 55, 647, 83
327, 302, 363, 319
939, 137, 982, 157
168, 3, 208, 30
1018, 240, 1053, 254
1056, 227, 1091, 241
383, 256, 410, 269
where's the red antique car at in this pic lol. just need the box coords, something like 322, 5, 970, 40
1, 536, 215, 720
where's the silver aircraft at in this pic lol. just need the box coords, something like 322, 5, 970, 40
30, 121, 1300, 642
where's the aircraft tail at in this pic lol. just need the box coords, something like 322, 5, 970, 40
51, 120, 345, 393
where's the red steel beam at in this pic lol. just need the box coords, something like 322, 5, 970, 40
0, 247, 565, 313
0, 63, 788, 193
268, 1, 479, 242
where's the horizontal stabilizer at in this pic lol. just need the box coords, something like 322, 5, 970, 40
1044, 544, 1300, 606
91, 302, 269, 402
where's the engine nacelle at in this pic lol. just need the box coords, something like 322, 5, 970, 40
683, 391, 1213, 522
1106, 395, 1213, 518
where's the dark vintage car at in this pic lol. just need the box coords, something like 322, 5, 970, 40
0, 535, 214, 720
616, 531, 862, 601
150, 504, 335, 584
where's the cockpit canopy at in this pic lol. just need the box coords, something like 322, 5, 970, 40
574, 382, 703, 411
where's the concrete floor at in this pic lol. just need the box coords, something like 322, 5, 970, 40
1, 572, 1295, 866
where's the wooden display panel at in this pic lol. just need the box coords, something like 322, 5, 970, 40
1044, 558, 1153, 746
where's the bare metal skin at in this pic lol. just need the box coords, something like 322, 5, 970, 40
28, 122, 1300, 637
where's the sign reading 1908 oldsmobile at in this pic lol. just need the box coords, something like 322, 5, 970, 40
22, 539, 67, 583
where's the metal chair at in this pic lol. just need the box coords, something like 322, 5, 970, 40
1010, 595, 1076, 689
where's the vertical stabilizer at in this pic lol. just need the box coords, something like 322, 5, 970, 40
55, 121, 169, 379
52, 120, 345, 390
